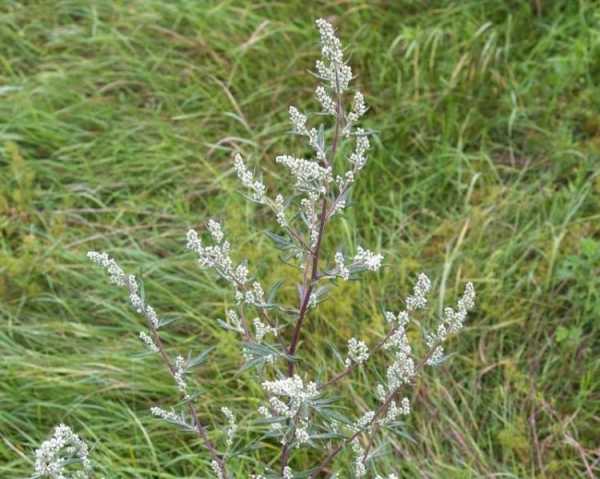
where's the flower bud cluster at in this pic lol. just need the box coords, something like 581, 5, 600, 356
253, 317, 278, 343
186, 223, 247, 286
406, 273, 432, 311
425, 282, 475, 366
343, 91, 367, 137
88, 251, 161, 337
275, 155, 332, 193
274, 194, 287, 228
348, 129, 370, 172
221, 407, 237, 448
224, 309, 244, 334
315, 18, 352, 92
351, 410, 375, 433
351, 438, 367, 477
34, 424, 91, 479
288, 106, 326, 162
334, 251, 350, 280
234, 153, 266, 203
378, 277, 433, 399
333, 247, 384, 279
174, 355, 189, 399
283, 466, 294, 479
211, 460, 225, 479
352, 246, 384, 272
87, 251, 125, 286
315, 85, 336, 114
150, 407, 186, 426
382, 322, 415, 390
259, 376, 318, 441
139, 331, 159, 352
345, 337, 370, 368
378, 396, 411, 428
300, 192, 320, 248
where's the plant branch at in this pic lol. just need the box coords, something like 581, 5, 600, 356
281, 65, 345, 473
309, 341, 443, 478
147, 313, 229, 478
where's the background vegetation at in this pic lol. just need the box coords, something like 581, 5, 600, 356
1, 0, 599, 477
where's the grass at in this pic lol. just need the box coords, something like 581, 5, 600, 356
1, 0, 599, 477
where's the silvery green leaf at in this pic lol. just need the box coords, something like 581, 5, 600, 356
266, 279, 284, 304
158, 317, 177, 328
187, 346, 215, 368
311, 284, 332, 305
217, 318, 244, 333
240, 342, 289, 371
265, 231, 294, 250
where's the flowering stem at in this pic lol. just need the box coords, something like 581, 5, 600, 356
148, 315, 229, 478
281, 67, 344, 474
318, 323, 402, 390
309, 341, 442, 478
280, 197, 327, 472
287, 65, 343, 377
286, 197, 328, 376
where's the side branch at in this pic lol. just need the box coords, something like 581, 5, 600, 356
149, 322, 228, 478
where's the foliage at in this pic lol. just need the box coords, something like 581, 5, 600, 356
1, 1, 599, 478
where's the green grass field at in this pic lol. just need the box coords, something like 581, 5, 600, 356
1, 1, 599, 477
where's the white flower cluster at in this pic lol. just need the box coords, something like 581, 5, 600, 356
186, 221, 247, 286
234, 153, 266, 203
253, 317, 277, 343
88, 252, 161, 344
187, 222, 266, 309
406, 272, 432, 311
352, 246, 384, 272
86, 251, 125, 286
221, 407, 237, 448
288, 106, 326, 162
300, 192, 320, 248
376, 475, 399, 479
351, 438, 367, 477
33, 424, 91, 479
235, 280, 265, 307
88, 252, 159, 328
259, 376, 318, 441
211, 460, 224, 479
345, 337, 370, 368
351, 410, 375, 433
343, 92, 367, 136
425, 282, 476, 366
315, 18, 352, 92
377, 393, 411, 427
274, 194, 288, 228
139, 331, 159, 352
315, 85, 336, 114
334, 251, 350, 280
333, 248, 384, 279
383, 326, 415, 392
275, 155, 332, 193
384, 310, 409, 326
150, 407, 186, 426
377, 277, 431, 401
261, 375, 318, 405
348, 129, 370, 172
223, 309, 244, 334
174, 355, 189, 399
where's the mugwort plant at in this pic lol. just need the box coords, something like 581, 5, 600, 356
33, 18, 475, 478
